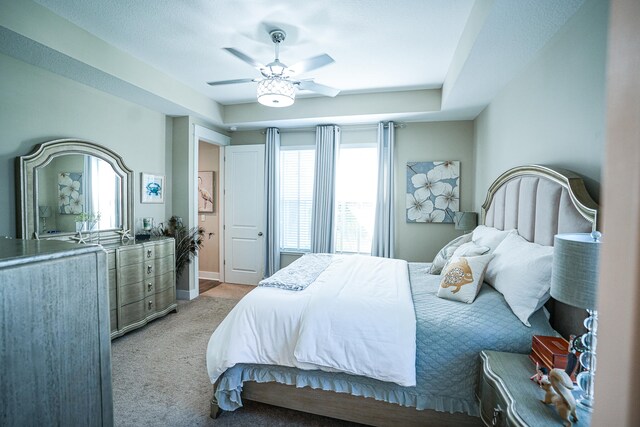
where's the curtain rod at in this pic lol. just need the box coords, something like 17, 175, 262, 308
260, 122, 406, 135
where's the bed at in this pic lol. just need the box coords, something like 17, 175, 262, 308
207, 165, 598, 426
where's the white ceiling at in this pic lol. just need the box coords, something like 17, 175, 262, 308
4, 0, 586, 129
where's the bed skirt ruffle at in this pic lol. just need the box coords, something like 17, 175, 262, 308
214, 363, 480, 417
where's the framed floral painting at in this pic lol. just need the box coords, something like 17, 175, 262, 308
406, 161, 459, 223
141, 173, 165, 204
58, 172, 83, 214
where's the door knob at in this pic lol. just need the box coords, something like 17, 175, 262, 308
258, 232, 263, 236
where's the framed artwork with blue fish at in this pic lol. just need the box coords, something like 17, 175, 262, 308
141, 172, 165, 204
406, 161, 459, 223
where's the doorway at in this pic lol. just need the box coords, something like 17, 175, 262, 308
198, 141, 221, 294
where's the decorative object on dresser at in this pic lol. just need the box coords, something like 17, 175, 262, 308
478, 351, 591, 427
454, 211, 478, 232
107, 237, 177, 339
16, 138, 134, 243
406, 160, 460, 223
0, 239, 113, 425
551, 231, 601, 412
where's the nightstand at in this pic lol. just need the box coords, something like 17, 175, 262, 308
477, 350, 592, 426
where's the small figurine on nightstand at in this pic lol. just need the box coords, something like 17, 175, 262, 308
530, 362, 549, 386
540, 368, 579, 427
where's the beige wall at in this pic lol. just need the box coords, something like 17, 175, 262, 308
198, 141, 220, 276
0, 52, 171, 237
232, 122, 475, 264
473, 0, 608, 210
395, 121, 475, 262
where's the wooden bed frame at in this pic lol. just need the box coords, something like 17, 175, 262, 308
210, 164, 599, 426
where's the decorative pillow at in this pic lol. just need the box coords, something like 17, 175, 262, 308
485, 233, 554, 326
428, 233, 472, 274
441, 242, 491, 271
471, 225, 518, 253
437, 254, 493, 303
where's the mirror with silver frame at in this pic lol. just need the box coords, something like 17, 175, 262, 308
16, 138, 133, 243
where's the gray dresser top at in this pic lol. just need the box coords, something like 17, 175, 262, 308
0, 239, 104, 268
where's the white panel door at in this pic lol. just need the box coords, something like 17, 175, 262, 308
224, 145, 265, 285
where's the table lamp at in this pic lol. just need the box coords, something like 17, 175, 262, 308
453, 211, 478, 232
550, 231, 601, 411
38, 206, 51, 233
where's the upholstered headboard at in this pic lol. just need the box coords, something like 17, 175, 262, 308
481, 165, 599, 338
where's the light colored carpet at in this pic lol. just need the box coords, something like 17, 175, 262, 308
201, 282, 256, 300
111, 293, 360, 426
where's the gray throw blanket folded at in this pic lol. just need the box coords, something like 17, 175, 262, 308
259, 253, 333, 291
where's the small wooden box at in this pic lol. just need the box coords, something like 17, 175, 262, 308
530, 335, 570, 370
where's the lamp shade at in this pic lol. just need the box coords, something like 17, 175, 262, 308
38, 206, 51, 218
551, 232, 601, 310
453, 212, 478, 231
257, 77, 295, 107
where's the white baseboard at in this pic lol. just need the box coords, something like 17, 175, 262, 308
199, 271, 220, 281
176, 288, 199, 300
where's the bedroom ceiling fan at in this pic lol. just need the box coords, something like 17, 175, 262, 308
207, 29, 340, 107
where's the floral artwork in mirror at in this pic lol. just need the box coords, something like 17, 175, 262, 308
406, 161, 460, 223
141, 173, 165, 204
58, 172, 83, 214
198, 171, 215, 213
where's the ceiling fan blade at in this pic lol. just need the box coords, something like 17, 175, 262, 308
223, 47, 265, 70
207, 78, 259, 86
287, 54, 335, 75
296, 80, 340, 97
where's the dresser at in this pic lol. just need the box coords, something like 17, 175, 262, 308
106, 237, 177, 339
0, 239, 113, 426
477, 350, 591, 426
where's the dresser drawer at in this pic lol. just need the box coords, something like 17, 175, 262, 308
120, 299, 147, 326
110, 309, 117, 332
155, 255, 174, 276
109, 283, 117, 307
117, 246, 144, 267
142, 243, 155, 261
155, 271, 174, 293
108, 269, 116, 290
119, 281, 145, 306
478, 369, 509, 427
119, 263, 143, 286
154, 240, 174, 258
155, 286, 175, 312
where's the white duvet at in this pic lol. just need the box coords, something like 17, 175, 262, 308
206, 254, 417, 387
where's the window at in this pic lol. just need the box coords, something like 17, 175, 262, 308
334, 145, 378, 254
279, 147, 315, 252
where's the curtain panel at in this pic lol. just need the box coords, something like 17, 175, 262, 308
311, 125, 340, 253
371, 121, 396, 258
264, 127, 281, 277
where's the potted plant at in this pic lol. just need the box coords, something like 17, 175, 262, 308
155, 216, 204, 278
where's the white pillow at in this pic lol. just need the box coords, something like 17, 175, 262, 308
442, 242, 490, 271
429, 233, 472, 274
471, 225, 517, 253
485, 233, 554, 326
437, 254, 493, 304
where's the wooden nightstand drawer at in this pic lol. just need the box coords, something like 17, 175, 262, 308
478, 366, 509, 426
117, 246, 143, 266
119, 263, 144, 285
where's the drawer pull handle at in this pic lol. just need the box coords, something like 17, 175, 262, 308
492, 404, 503, 426
147, 249, 152, 258
147, 282, 153, 291
147, 265, 153, 274
148, 300, 153, 310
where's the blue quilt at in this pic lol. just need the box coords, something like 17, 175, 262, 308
214, 263, 557, 416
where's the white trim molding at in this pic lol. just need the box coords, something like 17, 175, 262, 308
199, 271, 220, 281
176, 288, 199, 301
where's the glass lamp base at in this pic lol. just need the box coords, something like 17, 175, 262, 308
577, 397, 594, 412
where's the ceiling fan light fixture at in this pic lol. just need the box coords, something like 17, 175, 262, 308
257, 77, 295, 107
